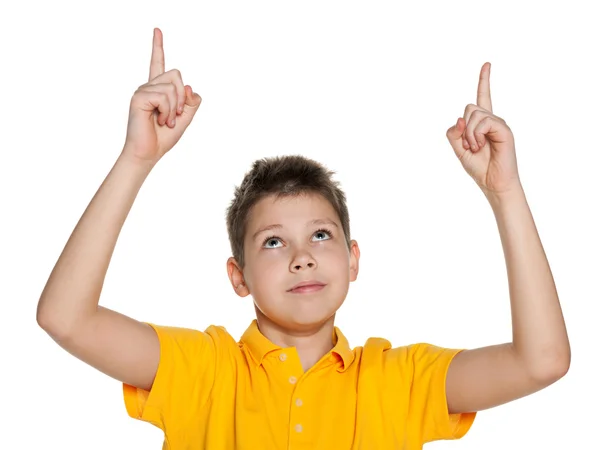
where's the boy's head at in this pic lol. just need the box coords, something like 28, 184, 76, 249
226, 155, 360, 330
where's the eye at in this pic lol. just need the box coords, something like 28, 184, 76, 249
262, 236, 283, 249
312, 228, 333, 241
262, 228, 334, 249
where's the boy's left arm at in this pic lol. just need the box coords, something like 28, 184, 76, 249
444, 63, 571, 414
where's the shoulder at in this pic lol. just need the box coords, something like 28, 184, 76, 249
359, 337, 464, 370
144, 322, 239, 355
146, 322, 232, 337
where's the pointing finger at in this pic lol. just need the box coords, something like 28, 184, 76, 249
476, 62, 493, 112
149, 28, 165, 82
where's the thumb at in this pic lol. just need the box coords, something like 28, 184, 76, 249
183, 85, 202, 110
174, 85, 202, 130
446, 117, 465, 141
446, 117, 466, 155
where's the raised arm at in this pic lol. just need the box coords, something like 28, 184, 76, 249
443, 63, 570, 414
36, 28, 202, 392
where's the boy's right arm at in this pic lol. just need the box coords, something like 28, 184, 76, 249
37, 151, 162, 392
36, 28, 202, 393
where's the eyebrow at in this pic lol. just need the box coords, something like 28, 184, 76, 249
252, 218, 339, 241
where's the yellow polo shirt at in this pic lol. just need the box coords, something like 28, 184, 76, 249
123, 320, 476, 449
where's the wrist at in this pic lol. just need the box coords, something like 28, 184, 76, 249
485, 183, 527, 212
118, 148, 158, 174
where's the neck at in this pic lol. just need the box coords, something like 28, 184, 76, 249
254, 308, 337, 372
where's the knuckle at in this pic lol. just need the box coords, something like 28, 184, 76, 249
167, 68, 183, 85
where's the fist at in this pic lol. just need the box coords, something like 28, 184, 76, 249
123, 28, 202, 164
446, 63, 521, 197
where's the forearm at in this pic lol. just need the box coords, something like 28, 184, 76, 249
36, 150, 155, 333
487, 187, 570, 379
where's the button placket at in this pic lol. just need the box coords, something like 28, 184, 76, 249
278, 348, 306, 440
289, 383, 303, 437
288, 375, 303, 438
292, 394, 303, 434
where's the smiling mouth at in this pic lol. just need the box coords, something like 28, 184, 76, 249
288, 284, 326, 294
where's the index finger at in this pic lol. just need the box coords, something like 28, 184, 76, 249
149, 28, 165, 82
476, 62, 493, 112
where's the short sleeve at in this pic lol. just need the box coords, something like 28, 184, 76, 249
408, 343, 476, 442
122, 322, 217, 432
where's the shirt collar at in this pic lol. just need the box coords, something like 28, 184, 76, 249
240, 319, 355, 372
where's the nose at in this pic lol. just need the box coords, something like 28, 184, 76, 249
290, 249, 317, 272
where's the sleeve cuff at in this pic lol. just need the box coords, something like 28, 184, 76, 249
434, 348, 477, 439
122, 322, 164, 429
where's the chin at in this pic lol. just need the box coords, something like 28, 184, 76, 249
285, 306, 340, 327
255, 294, 344, 326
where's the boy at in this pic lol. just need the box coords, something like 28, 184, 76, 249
36, 28, 570, 449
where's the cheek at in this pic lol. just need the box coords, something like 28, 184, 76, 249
321, 244, 350, 264
247, 253, 285, 288
255, 250, 285, 270
314, 247, 350, 282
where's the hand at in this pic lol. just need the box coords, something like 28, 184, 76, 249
446, 63, 521, 197
123, 28, 202, 164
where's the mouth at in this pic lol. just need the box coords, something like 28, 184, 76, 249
288, 281, 327, 294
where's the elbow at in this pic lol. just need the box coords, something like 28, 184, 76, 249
530, 351, 571, 385
36, 304, 70, 340
36, 297, 55, 330
37, 313, 74, 345
552, 352, 571, 380
36, 305, 52, 331
550, 343, 571, 381
37, 310, 61, 338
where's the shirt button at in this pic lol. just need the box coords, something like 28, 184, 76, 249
279, 353, 287, 361
295, 398, 303, 407
295, 424, 303, 433
289, 376, 297, 384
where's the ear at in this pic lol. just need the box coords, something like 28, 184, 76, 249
349, 239, 360, 282
227, 257, 249, 297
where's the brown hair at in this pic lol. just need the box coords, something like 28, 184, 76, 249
226, 155, 351, 269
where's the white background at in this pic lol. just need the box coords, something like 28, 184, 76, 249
2, 0, 598, 448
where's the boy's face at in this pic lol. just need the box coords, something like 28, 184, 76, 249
227, 192, 360, 330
